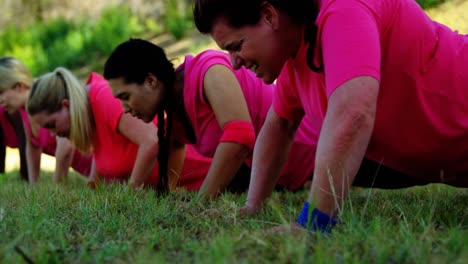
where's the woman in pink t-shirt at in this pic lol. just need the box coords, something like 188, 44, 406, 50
194, 0, 468, 231
103, 38, 318, 199
0, 57, 91, 183
26, 67, 210, 191
0, 106, 28, 180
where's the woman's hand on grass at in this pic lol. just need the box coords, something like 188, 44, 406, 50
86, 180, 97, 189
238, 204, 262, 217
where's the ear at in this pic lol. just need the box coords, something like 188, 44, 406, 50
61, 99, 70, 108
145, 73, 159, 90
260, 2, 280, 30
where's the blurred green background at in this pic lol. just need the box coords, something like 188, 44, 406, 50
0, 0, 194, 76
0, 0, 451, 77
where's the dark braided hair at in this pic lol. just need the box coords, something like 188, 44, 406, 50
193, 0, 323, 72
104, 39, 176, 193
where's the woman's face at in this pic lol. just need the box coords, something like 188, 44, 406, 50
210, 12, 291, 84
0, 83, 27, 114
31, 102, 71, 138
108, 75, 164, 123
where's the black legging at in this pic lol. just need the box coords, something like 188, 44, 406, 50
229, 158, 437, 193
352, 158, 430, 189
275, 158, 431, 192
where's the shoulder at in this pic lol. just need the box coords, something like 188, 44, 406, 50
189, 50, 233, 74
87, 74, 113, 105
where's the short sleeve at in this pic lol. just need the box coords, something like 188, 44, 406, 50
273, 65, 305, 122
88, 78, 123, 133
319, 0, 381, 96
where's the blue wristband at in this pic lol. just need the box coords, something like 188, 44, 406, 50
296, 202, 337, 233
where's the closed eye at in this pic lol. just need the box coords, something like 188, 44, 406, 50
225, 40, 243, 52
116, 93, 130, 101
44, 122, 55, 129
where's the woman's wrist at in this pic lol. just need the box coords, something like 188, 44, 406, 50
245, 199, 263, 212
296, 201, 337, 233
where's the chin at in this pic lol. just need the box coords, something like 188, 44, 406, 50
142, 116, 153, 123
262, 75, 276, 85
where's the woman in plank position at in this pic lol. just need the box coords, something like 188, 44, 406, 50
193, 0, 468, 231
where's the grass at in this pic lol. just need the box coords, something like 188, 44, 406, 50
0, 171, 466, 263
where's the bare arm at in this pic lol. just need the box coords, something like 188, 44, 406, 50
53, 137, 75, 182
24, 123, 42, 184
117, 113, 159, 188
244, 107, 300, 213
86, 158, 100, 189
88, 158, 98, 181
309, 76, 378, 217
199, 142, 250, 198
198, 65, 253, 199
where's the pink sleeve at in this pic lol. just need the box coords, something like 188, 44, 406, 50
319, 1, 381, 97
88, 80, 123, 132
273, 66, 305, 122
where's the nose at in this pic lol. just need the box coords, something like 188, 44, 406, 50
122, 103, 131, 114
229, 52, 243, 70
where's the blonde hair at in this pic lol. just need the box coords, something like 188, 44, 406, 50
0, 57, 33, 91
26, 67, 95, 153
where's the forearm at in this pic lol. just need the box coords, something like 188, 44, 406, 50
198, 142, 250, 199
26, 143, 41, 184
129, 142, 159, 188
246, 110, 298, 210
88, 158, 98, 181
308, 102, 374, 217
53, 140, 74, 182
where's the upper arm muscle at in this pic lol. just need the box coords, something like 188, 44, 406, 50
203, 65, 252, 128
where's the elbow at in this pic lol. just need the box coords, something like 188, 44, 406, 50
328, 76, 379, 133
144, 136, 160, 156
344, 106, 375, 133
328, 99, 377, 142
56, 147, 74, 163
331, 97, 377, 135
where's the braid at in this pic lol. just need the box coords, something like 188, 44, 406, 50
156, 110, 170, 193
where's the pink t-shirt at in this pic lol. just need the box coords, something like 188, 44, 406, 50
178, 144, 213, 190
176, 50, 318, 189
87, 72, 211, 188
87, 72, 160, 185
20, 109, 92, 176
0, 107, 20, 148
274, 0, 468, 182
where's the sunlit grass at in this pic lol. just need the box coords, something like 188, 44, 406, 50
0, 171, 466, 263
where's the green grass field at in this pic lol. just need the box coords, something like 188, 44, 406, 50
0, 171, 466, 263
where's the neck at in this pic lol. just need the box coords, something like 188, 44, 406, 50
173, 70, 186, 119
275, 9, 306, 60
